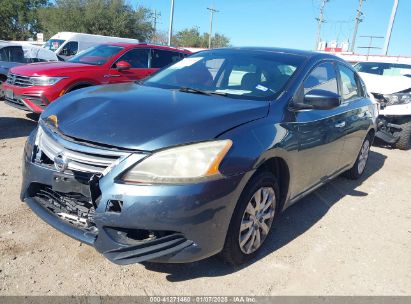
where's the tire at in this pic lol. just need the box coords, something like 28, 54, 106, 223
393, 122, 411, 150
0, 76, 6, 99
344, 135, 371, 180
221, 171, 279, 265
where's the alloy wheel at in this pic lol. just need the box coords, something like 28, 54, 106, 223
238, 187, 276, 254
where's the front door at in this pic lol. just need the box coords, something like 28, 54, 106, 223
292, 61, 347, 195
109, 48, 154, 83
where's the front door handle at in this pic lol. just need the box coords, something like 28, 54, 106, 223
335, 121, 346, 128
103, 74, 121, 78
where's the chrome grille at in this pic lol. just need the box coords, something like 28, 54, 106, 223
36, 127, 130, 174
6, 73, 33, 87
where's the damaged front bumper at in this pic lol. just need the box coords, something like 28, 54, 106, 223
375, 117, 402, 145
21, 127, 247, 264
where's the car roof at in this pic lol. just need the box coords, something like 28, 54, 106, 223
357, 61, 411, 66
102, 42, 191, 53
0, 41, 21, 49
208, 46, 343, 60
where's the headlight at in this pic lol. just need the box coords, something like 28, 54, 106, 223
29, 76, 66, 86
383, 93, 411, 105
121, 140, 233, 184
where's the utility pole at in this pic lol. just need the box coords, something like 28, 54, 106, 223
314, 0, 329, 51
357, 35, 384, 60
383, 0, 399, 55
350, 0, 364, 53
152, 9, 161, 43
207, 7, 219, 49
168, 0, 175, 46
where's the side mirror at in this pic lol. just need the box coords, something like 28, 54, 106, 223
303, 89, 341, 110
116, 61, 131, 71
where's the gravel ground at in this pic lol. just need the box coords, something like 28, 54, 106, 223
0, 102, 410, 296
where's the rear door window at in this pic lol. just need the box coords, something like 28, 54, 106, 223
338, 64, 360, 101
1, 46, 26, 63
151, 49, 183, 68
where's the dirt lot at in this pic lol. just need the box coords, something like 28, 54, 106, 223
0, 101, 410, 296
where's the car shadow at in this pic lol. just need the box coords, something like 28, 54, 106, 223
0, 116, 37, 140
143, 150, 387, 281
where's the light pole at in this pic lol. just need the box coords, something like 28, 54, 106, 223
207, 7, 219, 49
168, 0, 175, 46
383, 0, 399, 55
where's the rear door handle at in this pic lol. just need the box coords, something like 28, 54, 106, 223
335, 121, 346, 128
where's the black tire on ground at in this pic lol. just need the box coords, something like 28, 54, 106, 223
344, 135, 372, 180
0, 76, 6, 99
26, 112, 40, 121
221, 171, 280, 265
393, 122, 411, 150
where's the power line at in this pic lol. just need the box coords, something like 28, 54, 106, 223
357, 35, 384, 60
207, 7, 219, 49
351, 0, 365, 52
315, 0, 329, 50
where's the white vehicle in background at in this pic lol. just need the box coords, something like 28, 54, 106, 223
43, 32, 139, 60
355, 61, 411, 150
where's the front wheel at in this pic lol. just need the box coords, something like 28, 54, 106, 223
344, 135, 371, 180
393, 122, 411, 150
221, 171, 279, 265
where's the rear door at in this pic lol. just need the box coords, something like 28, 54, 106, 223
293, 61, 347, 193
150, 49, 186, 72
336, 63, 371, 168
109, 48, 153, 83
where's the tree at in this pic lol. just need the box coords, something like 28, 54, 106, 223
172, 27, 230, 48
0, 0, 49, 40
37, 0, 154, 41
172, 27, 203, 48
152, 30, 169, 45
211, 33, 231, 48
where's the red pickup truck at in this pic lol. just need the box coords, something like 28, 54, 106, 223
3, 43, 191, 113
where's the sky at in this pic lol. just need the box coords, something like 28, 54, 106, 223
133, 0, 411, 56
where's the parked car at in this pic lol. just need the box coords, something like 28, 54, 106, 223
43, 32, 140, 60
3, 43, 190, 113
354, 61, 411, 150
21, 48, 377, 265
0, 42, 58, 98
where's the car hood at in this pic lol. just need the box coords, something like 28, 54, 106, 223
42, 83, 269, 151
359, 72, 411, 94
10, 62, 101, 76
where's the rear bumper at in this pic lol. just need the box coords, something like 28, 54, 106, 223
21, 134, 250, 264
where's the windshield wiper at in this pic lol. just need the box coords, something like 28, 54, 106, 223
179, 87, 211, 95
178, 87, 228, 97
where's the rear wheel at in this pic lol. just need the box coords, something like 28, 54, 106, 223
344, 135, 371, 180
221, 171, 279, 265
393, 122, 411, 150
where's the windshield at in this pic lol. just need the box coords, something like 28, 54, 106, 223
68, 45, 123, 65
355, 62, 411, 77
43, 39, 65, 51
144, 49, 306, 100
